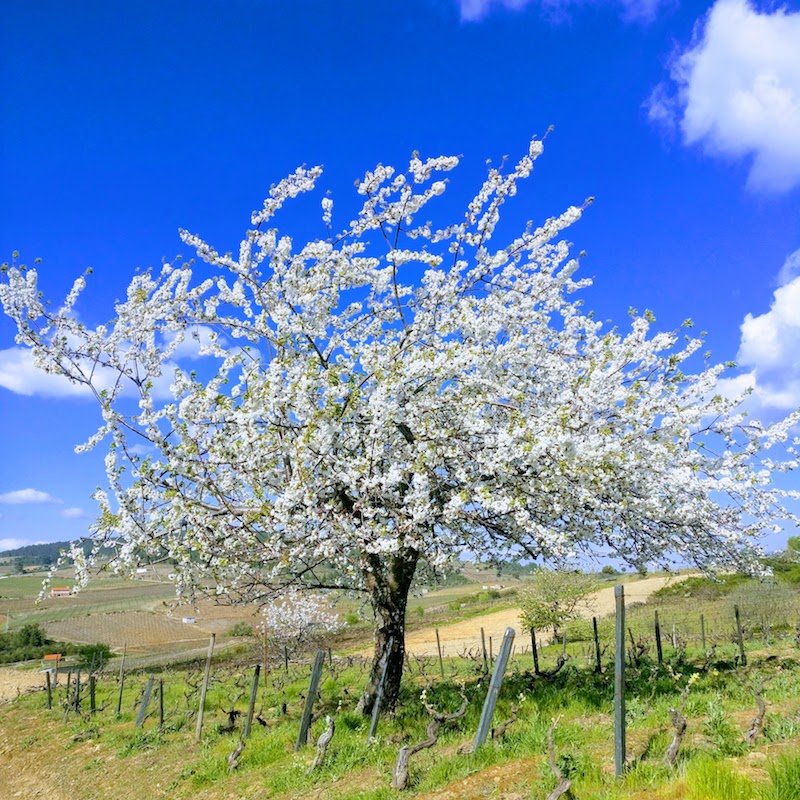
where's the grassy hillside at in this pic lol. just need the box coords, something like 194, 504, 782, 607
0, 573, 799, 799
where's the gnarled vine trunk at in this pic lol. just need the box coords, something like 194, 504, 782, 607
357, 547, 419, 716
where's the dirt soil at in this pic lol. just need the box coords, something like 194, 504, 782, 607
396, 574, 692, 658
0, 667, 45, 703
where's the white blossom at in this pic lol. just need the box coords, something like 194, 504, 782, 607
1, 137, 797, 620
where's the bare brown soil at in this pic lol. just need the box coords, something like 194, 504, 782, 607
395, 574, 692, 658
0, 667, 44, 703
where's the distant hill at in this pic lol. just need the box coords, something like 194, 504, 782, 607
0, 540, 80, 566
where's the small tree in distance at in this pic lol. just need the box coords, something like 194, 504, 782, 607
518, 569, 597, 642
2, 138, 798, 714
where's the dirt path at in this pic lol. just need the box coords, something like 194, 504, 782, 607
397, 574, 690, 658
0, 667, 44, 703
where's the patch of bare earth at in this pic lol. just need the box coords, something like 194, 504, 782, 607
0, 667, 44, 703
415, 757, 541, 800
393, 574, 693, 658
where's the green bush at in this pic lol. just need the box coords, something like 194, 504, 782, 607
518, 570, 597, 639
0, 623, 111, 665
74, 642, 112, 668
652, 574, 750, 601
229, 621, 254, 637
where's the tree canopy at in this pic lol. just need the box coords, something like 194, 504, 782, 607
518, 569, 598, 639
2, 138, 798, 710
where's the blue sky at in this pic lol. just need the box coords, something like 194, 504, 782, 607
1, 0, 799, 551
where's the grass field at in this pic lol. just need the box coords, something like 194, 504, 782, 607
1, 570, 799, 799
1, 617, 800, 799
0, 563, 524, 665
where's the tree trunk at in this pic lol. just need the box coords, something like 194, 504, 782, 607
358, 547, 419, 716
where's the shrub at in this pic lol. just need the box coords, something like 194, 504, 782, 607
229, 621, 254, 637
518, 570, 597, 639
729, 580, 798, 640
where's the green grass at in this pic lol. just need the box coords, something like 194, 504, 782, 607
2, 570, 800, 799
763, 752, 800, 800
685, 755, 757, 800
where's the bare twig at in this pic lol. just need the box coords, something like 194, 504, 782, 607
537, 653, 570, 679
491, 702, 520, 740
546, 718, 573, 800
700, 646, 717, 674
664, 671, 698, 766
227, 740, 245, 771
745, 678, 768, 747
392, 686, 469, 790
308, 715, 336, 773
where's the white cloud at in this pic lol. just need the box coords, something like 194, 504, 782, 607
61, 507, 91, 520
127, 442, 154, 456
0, 347, 176, 402
458, 0, 667, 23
0, 347, 95, 398
0, 488, 62, 505
0, 325, 221, 401
652, 0, 800, 193
459, 0, 527, 21
0, 538, 28, 551
777, 248, 800, 286
718, 257, 800, 414
163, 325, 224, 360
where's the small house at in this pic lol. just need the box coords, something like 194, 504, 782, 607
49, 587, 72, 598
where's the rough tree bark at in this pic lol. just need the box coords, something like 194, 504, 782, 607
357, 547, 419, 716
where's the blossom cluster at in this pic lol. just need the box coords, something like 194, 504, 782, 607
1, 137, 798, 606
260, 590, 341, 649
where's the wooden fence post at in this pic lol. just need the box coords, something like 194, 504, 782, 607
116, 644, 127, 716
72, 670, 82, 716
654, 610, 663, 666
614, 584, 626, 778
592, 617, 602, 673
135, 674, 155, 728
734, 605, 747, 666
367, 638, 394, 741
159, 677, 164, 729
700, 613, 706, 650
435, 628, 445, 679
295, 650, 326, 751
89, 674, 96, 714
243, 664, 261, 741
472, 627, 515, 751
268, 625, 269, 691
531, 628, 540, 674
481, 627, 489, 675
195, 633, 216, 743
46, 671, 52, 709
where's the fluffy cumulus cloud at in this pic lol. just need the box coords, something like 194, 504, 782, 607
0, 488, 61, 505
0, 538, 28, 551
61, 507, 91, 519
0, 325, 220, 400
0, 347, 95, 398
650, 0, 800, 193
458, 0, 667, 22
719, 249, 800, 414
